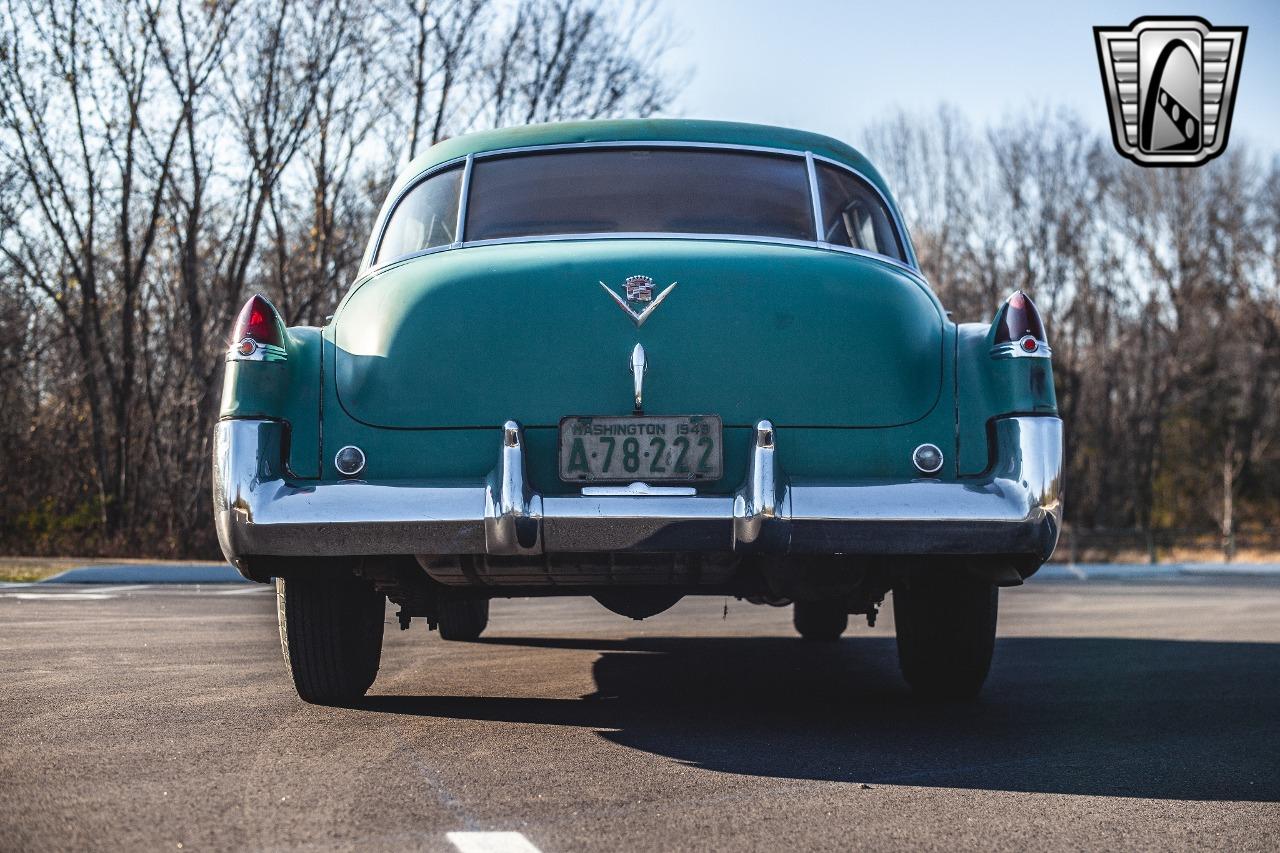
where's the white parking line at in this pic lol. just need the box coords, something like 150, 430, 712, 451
3, 592, 118, 601
447, 831, 543, 853
0, 584, 148, 600
0, 584, 265, 599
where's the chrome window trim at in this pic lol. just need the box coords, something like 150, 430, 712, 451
454, 153, 474, 246
359, 234, 926, 290
815, 242, 925, 278
804, 152, 824, 246
363, 140, 919, 275
809, 152, 914, 267
459, 233, 925, 280
363, 241, 458, 275
461, 232, 819, 250
466, 139, 811, 159
366, 155, 469, 271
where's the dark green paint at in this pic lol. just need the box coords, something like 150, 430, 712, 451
219, 327, 322, 478
955, 322, 1059, 475
334, 240, 944, 430
303, 320, 961, 495
217, 120, 1057, 493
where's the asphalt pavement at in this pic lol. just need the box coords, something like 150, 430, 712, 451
2, 574, 1278, 851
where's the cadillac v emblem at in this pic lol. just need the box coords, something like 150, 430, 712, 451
1094, 17, 1247, 167
598, 275, 677, 327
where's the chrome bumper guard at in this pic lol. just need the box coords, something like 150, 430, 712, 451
214, 416, 1062, 571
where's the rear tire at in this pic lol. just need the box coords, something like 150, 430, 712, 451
276, 573, 385, 704
793, 600, 849, 641
438, 598, 490, 641
893, 573, 997, 700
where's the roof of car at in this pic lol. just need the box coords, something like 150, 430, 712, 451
393, 118, 896, 200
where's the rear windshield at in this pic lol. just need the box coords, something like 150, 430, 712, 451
464, 148, 815, 242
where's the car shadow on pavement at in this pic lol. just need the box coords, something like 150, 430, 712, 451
358, 636, 1280, 802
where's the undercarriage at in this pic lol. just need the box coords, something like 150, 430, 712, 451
267, 551, 1023, 632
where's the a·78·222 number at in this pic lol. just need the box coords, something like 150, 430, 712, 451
558, 415, 723, 482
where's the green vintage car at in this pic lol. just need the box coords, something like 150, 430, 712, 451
214, 119, 1062, 704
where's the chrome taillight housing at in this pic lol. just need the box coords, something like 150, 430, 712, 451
990, 291, 1051, 359
227, 294, 288, 363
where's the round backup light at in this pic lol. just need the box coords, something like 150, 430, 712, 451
334, 445, 366, 478
912, 443, 944, 475
237, 338, 257, 357
1019, 335, 1039, 354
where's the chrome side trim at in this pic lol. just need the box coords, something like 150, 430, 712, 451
214, 416, 1062, 577
814, 242, 925, 278
360, 241, 457, 277
460, 233, 926, 281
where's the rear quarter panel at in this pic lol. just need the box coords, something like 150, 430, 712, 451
955, 322, 1058, 475
219, 326, 323, 478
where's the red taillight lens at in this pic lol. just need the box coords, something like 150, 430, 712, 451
232, 294, 285, 348
993, 291, 1047, 345
228, 294, 287, 362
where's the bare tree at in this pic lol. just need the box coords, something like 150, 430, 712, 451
867, 107, 1279, 550
0, 0, 187, 533
15, 3, 1275, 563
481, 0, 672, 128
0, 0, 683, 556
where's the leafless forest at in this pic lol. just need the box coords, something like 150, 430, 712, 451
864, 108, 1280, 560
1, 0, 1278, 560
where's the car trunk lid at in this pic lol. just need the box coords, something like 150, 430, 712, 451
332, 240, 944, 429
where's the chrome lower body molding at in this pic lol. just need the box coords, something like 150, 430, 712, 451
214, 416, 1062, 577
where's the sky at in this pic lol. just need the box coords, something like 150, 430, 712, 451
654, 0, 1279, 157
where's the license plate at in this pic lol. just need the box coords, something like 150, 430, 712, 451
559, 415, 723, 482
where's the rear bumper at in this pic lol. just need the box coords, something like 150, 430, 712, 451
214, 416, 1062, 575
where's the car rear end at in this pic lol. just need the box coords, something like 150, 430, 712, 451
213, 121, 1062, 703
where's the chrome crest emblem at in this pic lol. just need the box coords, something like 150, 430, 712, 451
1094, 16, 1247, 167
598, 275, 677, 327
624, 275, 654, 302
